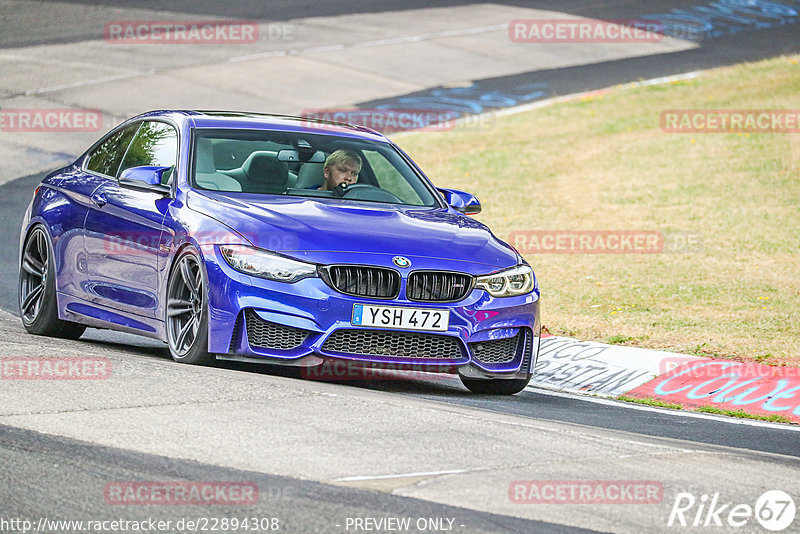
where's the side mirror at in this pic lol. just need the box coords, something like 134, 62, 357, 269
119, 166, 172, 195
437, 188, 481, 215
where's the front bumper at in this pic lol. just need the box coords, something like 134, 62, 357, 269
202, 246, 541, 378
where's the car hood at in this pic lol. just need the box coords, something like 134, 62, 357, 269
188, 191, 518, 273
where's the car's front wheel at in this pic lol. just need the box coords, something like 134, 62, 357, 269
166, 247, 214, 365
19, 225, 85, 339
459, 374, 532, 395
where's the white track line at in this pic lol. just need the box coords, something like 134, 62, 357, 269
332, 469, 466, 482
22, 70, 156, 96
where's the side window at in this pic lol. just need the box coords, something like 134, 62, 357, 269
363, 150, 424, 205
118, 121, 178, 183
85, 123, 140, 177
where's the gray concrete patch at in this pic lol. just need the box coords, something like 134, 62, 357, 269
173, 55, 420, 111
1, 2, 697, 188
42, 71, 296, 118
0, 51, 130, 95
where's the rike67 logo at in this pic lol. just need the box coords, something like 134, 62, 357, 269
668, 490, 796, 531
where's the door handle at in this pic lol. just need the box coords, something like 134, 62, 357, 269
91, 192, 107, 207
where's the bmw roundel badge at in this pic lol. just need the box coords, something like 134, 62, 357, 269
392, 256, 411, 268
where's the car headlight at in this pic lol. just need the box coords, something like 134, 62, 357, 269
475, 264, 535, 297
219, 245, 317, 283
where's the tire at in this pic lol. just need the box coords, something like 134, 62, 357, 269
19, 225, 86, 340
165, 247, 214, 365
459, 374, 532, 395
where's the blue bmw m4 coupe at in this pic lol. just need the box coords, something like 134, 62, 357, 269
19, 110, 541, 394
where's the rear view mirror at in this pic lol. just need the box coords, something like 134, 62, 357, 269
277, 149, 326, 163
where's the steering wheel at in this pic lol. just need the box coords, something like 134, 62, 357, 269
334, 183, 403, 203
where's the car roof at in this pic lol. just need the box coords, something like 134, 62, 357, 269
128, 109, 389, 142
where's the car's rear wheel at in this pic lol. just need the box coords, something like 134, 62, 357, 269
19, 225, 85, 339
166, 247, 213, 365
459, 374, 532, 395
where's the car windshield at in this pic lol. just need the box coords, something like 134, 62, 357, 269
192, 129, 439, 207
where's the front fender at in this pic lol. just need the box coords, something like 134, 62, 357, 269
157, 202, 254, 326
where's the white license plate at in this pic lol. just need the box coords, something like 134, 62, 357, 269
351, 304, 449, 332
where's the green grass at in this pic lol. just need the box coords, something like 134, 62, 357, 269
695, 406, 794, 424
618, 396, 795, 424
394, 54, 800, 366
606, 334, 637, 345
618, 396, 683, 410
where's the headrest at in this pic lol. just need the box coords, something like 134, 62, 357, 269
242, 151, 288, 185
295, 162, 325, 189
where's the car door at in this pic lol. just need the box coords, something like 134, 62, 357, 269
83, 120, 176, 318
46, 123, 140, 300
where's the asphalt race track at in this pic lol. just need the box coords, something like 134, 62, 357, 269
2, 2, 800, 533
2, 425, 585, 534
